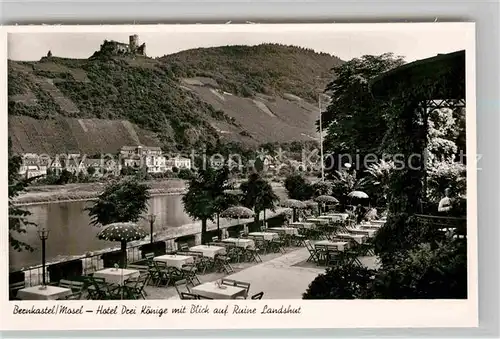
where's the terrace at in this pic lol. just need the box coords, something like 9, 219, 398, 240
10, 213, 384, 301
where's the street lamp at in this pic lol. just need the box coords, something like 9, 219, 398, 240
147, 214, 156, 243
37, 228, 50, 288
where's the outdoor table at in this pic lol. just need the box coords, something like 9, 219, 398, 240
315, 240, 349, 251
268, 227, 299, 236
248, 232, 279, 241
346, 227, 377, 238
93, 268, 141, 285
153, 254, 194, 269
288, 222, 315, 229
189, 245, 226, 259
221, 238, 255, 249
335, 233, 366, 244
17, 285, 72, 300
306, 218, 329, 225
370, 220, 386, 226
325, 213, 350, 220
360, 222, 384, 229
191, 282, 247, 299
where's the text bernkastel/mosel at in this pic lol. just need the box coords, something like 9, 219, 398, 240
13, 304, 302, 317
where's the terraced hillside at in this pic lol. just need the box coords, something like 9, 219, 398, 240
8, 43, 343, 153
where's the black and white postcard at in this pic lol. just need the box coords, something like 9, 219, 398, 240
1, 23, 477, 330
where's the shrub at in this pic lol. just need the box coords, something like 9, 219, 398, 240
303, 262, 376, 299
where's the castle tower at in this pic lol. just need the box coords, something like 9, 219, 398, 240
129, 34, 139, 52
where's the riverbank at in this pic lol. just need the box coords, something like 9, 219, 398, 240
13, 179, 286, 206
13, 207, 288, 275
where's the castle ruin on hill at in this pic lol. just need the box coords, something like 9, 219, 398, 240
91, 34, 146, 58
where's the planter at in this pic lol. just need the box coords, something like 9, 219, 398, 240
139, 241, 167, 258
101, 251, 123, 268
47, 259, 83, 283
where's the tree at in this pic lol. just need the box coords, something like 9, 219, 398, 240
178, 168, 193, 180
85, 178, 150, 226
240, 173, 279, 230
303, 262, 375, 299
284, 174, 314, 201
331, 169, 362, 209
322, 53, 405, 173
182, 167, 233, 244
359, 160, 395, 207
8, 138, 38, 252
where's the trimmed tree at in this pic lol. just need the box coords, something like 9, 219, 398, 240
240, 173, 279, 230
85, 178, 150, 226
182, 167, 232, 244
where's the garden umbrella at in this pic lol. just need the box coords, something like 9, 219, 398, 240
220, 206, 255, 232
304, 200, 319, 208
348, 191, 369, 199
97, 222, 148, 268
315, 195, 339, 214
280, 199, 306, 222
348, 191, 370, 211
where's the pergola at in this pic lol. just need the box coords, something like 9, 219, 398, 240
370, 50, 466, 217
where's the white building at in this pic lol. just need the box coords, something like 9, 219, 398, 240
145, 155, 167, 173
166, 156, 192, 171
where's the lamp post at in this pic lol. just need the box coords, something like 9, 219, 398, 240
147, 214, 156, 243
37, 228, 49, 288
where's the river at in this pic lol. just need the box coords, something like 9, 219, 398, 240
10, 188, 288, 270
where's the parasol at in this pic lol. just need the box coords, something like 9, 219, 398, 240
220, 206, 255, 232
348, 191, 369, 199
220, 206, 255, 219
304, 200, 319, 208
315, 195, 339, 204
280, 199, 307, 209
280, 199, 307, 222
97, 222, 148, 268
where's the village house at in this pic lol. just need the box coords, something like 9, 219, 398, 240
165, 156, 192, 171
120, 145, 164, 173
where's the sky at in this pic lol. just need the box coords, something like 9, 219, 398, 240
7, 25, 469, 63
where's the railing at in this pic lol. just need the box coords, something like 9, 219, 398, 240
414, 214, 467, 238
15, 235, 183, 288
13, 212, 289, 288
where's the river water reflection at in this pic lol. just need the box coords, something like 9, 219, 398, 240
10, 188, 288, 270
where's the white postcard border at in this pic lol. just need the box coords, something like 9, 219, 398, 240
0, 23, 478, 331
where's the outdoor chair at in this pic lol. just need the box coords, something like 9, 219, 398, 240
144, 252, 155, 260
174, 279, 191, 298
9, 281, 25, 300
178, 243, 189, 251
221, 279, 250, 298
124, 272, 150, 299
127, 264, 149, 273
58, 291, 83, 300
148, 261, 170, 287
305, 241, 321, 265
59, 279, 85, 293
182, 264, 201, 286
226, 246, 244, 263
251, 292, 264, 300
270, 238, 286, 254
180, 292, 199, 300
197, 294, 214, 300
86, 276, 121, 300
291, 234, 306, 247
244, 247, 262, 263
213, 253, 234, 274
212, 236, 219, 242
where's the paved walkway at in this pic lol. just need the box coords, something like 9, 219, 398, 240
222, 248, 325, 299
